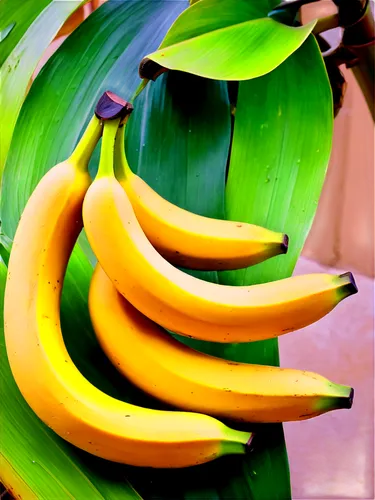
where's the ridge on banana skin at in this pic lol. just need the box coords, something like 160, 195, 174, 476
4, 115, 252, 468
114, 125, 288, 271
83, 121, 358, 344
90, 265, 354, 423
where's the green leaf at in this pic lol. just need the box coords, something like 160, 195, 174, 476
126, 72, 229, 218
0, 258, 141, 500
225, 35, 333, 288
0, 0, 50, 66
158, 0, 267, 49
144, 0, 315, 81
0, 0, 86, 177
0, 231, 12, 266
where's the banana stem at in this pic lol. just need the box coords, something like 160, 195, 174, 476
130, 79, 149, 103
69, 115, 103, 168
114, 123, 132, 181
96, 118, 121, 179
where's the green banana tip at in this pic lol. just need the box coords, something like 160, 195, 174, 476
315, 386, 354, 413
95, 91, 133, 121
338, 271, 358, 298
347, 387, 355, 409
281, 234, 289, 254
336, 387, 354, 410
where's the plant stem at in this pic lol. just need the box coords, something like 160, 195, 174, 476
130, 79, 149, 103
340, 0, 375, 119
96, 118, 121, 178
69, 115, 102, 168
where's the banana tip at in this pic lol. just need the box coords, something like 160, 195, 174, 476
346, 387, 355, 409
339, 271, 358, 296
281, 234, 289, 254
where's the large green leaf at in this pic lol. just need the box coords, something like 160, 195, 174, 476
143, 0, 315, 81
0, 0, 86, 176
0, 0, 50, 66
225, 35, 333, 288
126, 71, 229, 218
0, 258, 141, 499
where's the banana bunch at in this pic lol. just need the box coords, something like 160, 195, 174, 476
4, 92, 356, 469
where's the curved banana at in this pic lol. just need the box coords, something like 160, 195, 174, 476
83, 120, 358, 344
90, 265, 354, 423
4, 115, 252, 468
114, 125, 288, 270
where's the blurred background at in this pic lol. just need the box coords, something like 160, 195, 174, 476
35, 1, 375, 498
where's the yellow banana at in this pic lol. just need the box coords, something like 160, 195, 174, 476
114, 124, 288, 270
4, 114, 252, 468
90, 265, 354, 423
83, 119, 357, 344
